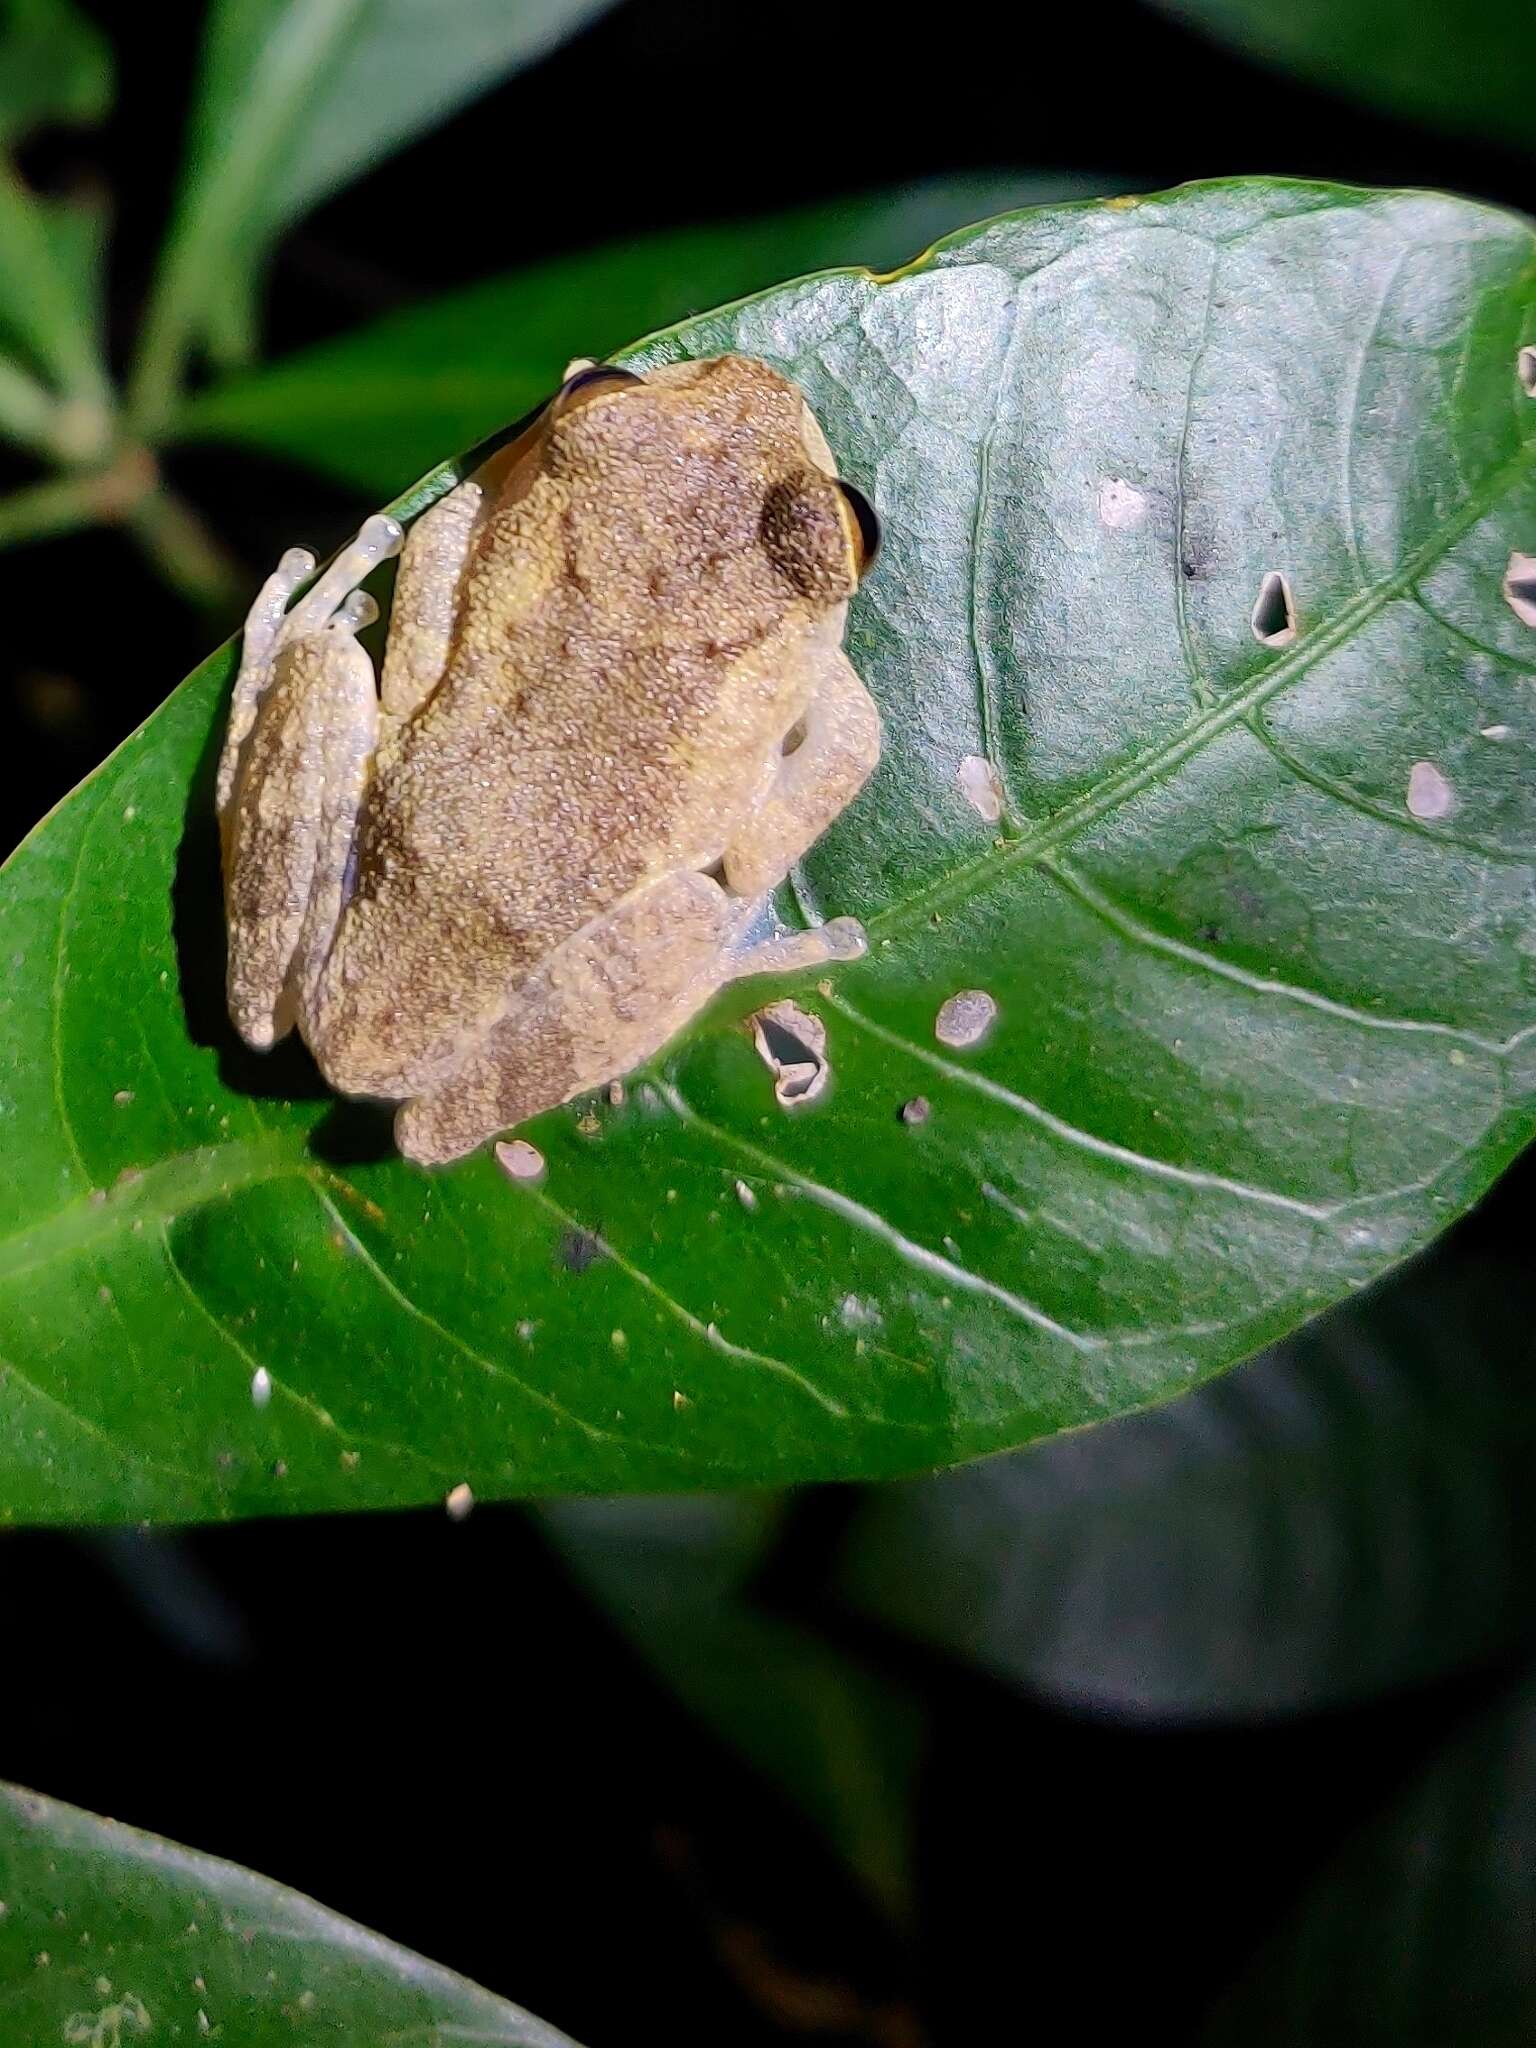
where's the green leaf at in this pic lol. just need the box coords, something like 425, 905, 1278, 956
835, 1235, 1536, 1718
0, 1781, 580, 2044
1153, 0, 1536, 154
0, 169, 108, 406
180, 175, 1111, 492
1202, 1666, 1536, 2044
5, 179, 1536, 1525
0, 0, 112, 143
540, 1495, 924, 1918
129, 0, 619, 426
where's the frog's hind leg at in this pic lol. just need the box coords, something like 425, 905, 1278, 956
221, 515, 402, 1050
394, 872, 865, 1166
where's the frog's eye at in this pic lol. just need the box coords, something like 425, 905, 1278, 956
835, 479, 882, 578
552, 363, 644, 414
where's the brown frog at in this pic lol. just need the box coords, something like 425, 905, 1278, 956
218, 353, 882, 1164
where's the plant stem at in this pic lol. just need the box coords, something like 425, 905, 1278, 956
0, 447, 157, 548
124, 483, 243, 614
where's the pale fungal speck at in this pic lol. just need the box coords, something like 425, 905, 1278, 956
935, 988, 998, 1049
95, 1978, 112, 1999
750, 999, 830, 1107
1251, 570, 1298, 647
1406, 759, 1455, 821
494, 1137, 545, 1182
607, 1079, 625, 1106
340, 1449, 360, 1470
1520, 345, 1536, 397
956, 753, 1004, 823
673, 1389, 690, 1410
112, 1089, 134, 1107
445, 1482, 474, 1521
97, 1285, 112, 1305
516, 1318, 536, 1341
840, 1293, 882, 1329
122, 805, 136, 823
734, 1178, 758, 1211
1097, 477, 1148, 531
611, 1328, 628, 1350
900, 1096, 931, 1125
1480, 723, 1513, 740
250, 1366, 272, 1408
1502, 551, 1536, 627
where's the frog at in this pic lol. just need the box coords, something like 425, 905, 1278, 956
217, 352, 883, 1165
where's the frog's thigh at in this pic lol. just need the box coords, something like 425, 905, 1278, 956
722, 645, 881, 899
223, 630, 378, 1050
379, 479, 483, 724
395, 871, 740, 1165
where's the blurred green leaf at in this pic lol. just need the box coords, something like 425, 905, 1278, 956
0, 1781, 581, 2045
180, 174, 1104, 492
1153, 0, 1536, 153
837, 1236, 1536, 1719
540, 1495, 925, 1918
1203, 1664, 1536, 2044
131, 0, 620, 424
0, 165, 110, 432
0, 0, 111, 143
4, 182, 1536, 1523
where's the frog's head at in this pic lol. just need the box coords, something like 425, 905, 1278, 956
542, 353, 882, 603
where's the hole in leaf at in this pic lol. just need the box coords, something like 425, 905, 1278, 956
750, 1000, 829, 1107
1250, 571, 1298, 647
1503, 551, 1536, 627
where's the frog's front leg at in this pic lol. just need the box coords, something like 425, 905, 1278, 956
394, 873, 866, 1164
220, 516, 402, 1049
721, 634, 881, 899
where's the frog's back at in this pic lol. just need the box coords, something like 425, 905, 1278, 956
359, 354, 857, 955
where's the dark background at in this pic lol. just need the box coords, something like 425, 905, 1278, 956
4, 3, 1534, 2042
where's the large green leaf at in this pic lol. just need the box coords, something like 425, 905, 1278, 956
179, 175, 1108, 491
0, 1782, 579, 2044
130, 0, 618, 422
1153, 0, 1536, 153
836, 1235, 1536, 1719
4, 179, 1536, 1525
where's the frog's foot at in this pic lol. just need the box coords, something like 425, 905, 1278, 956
217, 515, 402, 821
393, 877, 862, 1165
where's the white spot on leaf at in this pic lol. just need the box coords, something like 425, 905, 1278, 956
1406, 760, 1455, 820
1097, 477, 1148, 531
445, 1482, 473, 1521
734, 1179, 758, 1211
935, 989, 998, 1049
495, 1138, 545, 1182
901, 1096, 931, 1125
1502, 551, 1536, 627
1480, 723, 1513, 740
249, 1367, 272, 1408
1251, 570, 1298, 647
1520, 346, 1536, 396
957, 754, 1004, 822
